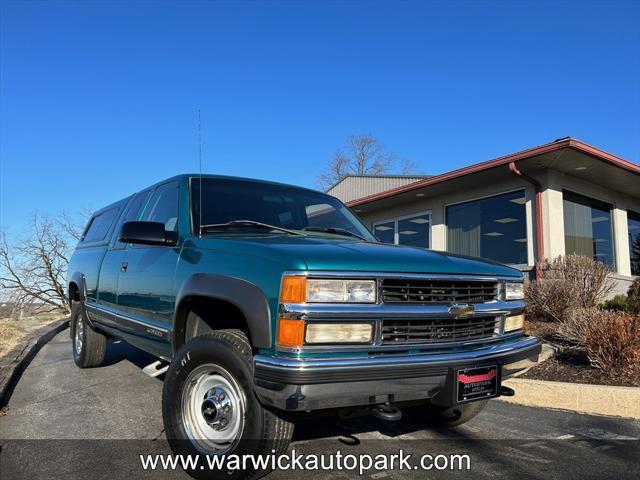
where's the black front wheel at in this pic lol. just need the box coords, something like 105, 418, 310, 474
70, 302, 107, 368
162, 329, 293, 480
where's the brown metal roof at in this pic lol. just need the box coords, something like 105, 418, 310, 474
346, 138, 640, 207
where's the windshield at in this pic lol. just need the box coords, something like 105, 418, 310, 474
191, 178, 376, 241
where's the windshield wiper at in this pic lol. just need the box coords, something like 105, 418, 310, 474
200, 220, 302, 236
302, 226, 368, 241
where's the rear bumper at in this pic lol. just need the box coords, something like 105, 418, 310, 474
253, 336, 541, 411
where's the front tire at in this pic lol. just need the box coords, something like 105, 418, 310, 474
70, 302, 108, 368
162, 330, 293, 480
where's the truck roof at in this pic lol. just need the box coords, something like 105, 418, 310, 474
90, 174, 324, 217
162, 173, 321, 194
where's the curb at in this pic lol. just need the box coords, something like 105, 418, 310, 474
499, 342, 640, 419
0, 318, 69, 408
499, 377, 640, 419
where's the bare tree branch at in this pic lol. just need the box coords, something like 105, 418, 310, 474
0, 211, 87, 317
318, 134, 417, 191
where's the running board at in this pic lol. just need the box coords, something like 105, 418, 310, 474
142, 360, 169, 378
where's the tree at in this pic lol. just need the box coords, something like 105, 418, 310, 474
318, 134, 416, 191
0, 213, 85, 316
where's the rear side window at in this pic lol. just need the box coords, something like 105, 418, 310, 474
141, 182, 180, 231
82, 208, 119, 243
113, 190, 151, 248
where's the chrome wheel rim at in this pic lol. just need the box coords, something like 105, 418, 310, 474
181, 363, 246, 453
74, 314, 84, 356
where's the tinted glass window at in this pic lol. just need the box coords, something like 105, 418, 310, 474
398, 213, 430, 248
373, 213, 431, 248
563, 191, 614, 267
113, 191, 151, 248
627, 211, 640, 275
191, 178, 374, 240
446, 190, 527, 264
82, 208, 119, 243
373, 221, 395, 244
142, 182, 180, 231
305, 203, 360, 233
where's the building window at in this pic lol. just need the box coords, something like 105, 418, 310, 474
373, 212, 431, 248
373, 220, 395, 244
628, 210, 640, 276
562, 191, 614, 267
446, 190, 527, 264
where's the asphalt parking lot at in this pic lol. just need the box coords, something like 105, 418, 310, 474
1, 331, 639, 480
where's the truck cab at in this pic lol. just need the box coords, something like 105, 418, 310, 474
67, 174, 540, 478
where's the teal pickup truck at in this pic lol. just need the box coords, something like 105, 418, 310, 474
67, 174, 540, 477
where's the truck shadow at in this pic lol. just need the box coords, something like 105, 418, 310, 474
103, 338, 158, 370
291, 407, 471, 443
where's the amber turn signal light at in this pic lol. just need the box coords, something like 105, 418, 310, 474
277, 319, 305, 347
280, 276, 307, 303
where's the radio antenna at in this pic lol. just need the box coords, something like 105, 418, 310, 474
197, 109, 203, 238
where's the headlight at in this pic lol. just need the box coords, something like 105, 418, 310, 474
280, 276, 376, 303
276, 319, 374, 347
504, 282, 524, 300
504, 314, 524, 332
305, 323, 373, 344
307, 279, 376, 303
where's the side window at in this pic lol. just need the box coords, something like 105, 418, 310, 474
141, 182, 180, 231
82, 208, 119, 243
113, 191, 151, 248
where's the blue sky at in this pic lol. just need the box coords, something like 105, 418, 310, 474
1, 0, 639, 232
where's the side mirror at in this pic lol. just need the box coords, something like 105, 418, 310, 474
119, 221, 178, 246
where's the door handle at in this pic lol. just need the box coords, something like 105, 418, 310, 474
120, 262, 128, 273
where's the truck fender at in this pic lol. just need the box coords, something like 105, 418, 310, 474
173, 273, 272, 350
68, 272, 87, 304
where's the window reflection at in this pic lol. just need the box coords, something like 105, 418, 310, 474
628, 211, 640, 276
373, 221, 395, 244
563, 191, 614, 267
398, 214, 430, 247
446, 190, 527, 264
373, 213, 431, 248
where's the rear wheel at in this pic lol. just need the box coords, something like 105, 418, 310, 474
427, 400, 488, 427
162, 329, 293, 479
70, 302, 107, 368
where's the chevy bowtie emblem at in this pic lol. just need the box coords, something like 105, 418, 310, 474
449, 303, 475, 318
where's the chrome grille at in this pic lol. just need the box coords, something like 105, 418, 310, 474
381, 279, 499, 304
381, 317, 498, 345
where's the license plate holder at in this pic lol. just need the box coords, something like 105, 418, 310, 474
456, 365, 500, 403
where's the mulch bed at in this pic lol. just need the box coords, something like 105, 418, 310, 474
522, 318, 640, 388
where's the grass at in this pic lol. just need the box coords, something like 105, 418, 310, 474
0, 314, 66, 359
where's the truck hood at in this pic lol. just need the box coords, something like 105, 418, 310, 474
196, 235, 522, 278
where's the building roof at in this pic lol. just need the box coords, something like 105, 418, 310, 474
346, 137, 640, 208
327, 174, 431, 203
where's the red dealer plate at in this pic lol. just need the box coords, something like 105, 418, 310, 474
456, 365, 499, 403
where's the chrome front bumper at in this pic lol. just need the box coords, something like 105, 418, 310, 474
253, 336, 541, 411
